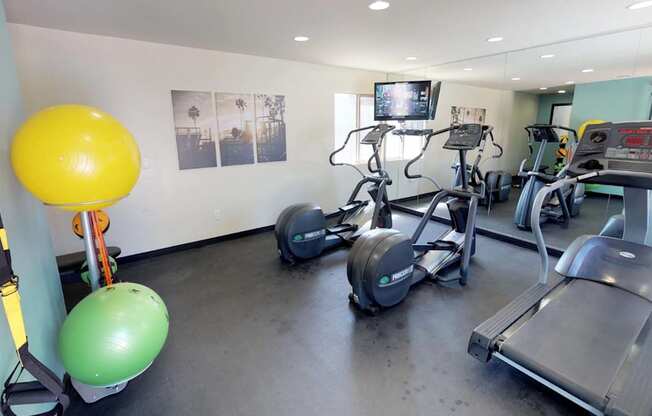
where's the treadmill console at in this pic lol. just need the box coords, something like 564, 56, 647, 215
443, 123, 485, 150
568, 121, 652, 188
361, 124, 395, 144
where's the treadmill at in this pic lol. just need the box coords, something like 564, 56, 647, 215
468, 121, 652, 416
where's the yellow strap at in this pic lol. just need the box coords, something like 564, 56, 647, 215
1, 281, 27, 351
0, 228, 8, 251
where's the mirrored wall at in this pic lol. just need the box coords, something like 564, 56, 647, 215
390, 27, 652, 251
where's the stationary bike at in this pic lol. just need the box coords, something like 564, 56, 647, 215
275, 124, 395, 263
514, 124, 585, 230
347, 123, 490, 313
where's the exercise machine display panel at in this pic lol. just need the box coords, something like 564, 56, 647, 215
569, 122, 652, 187
527, 125, 561, 142
443, 124, 485, 150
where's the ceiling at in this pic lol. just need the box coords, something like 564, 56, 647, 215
401, 27, 652, 93
5, 0, 652, 75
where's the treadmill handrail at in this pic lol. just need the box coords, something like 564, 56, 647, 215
532, 178, 571, 283
532, 169, 652, 284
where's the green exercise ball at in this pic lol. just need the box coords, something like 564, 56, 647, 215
59, 282, 169, 386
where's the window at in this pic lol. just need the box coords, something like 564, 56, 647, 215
334, 93, 425, 163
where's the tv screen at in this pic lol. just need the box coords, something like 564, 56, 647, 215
374, 80, 432, 121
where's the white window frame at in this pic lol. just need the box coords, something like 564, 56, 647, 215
336, 93, 424, 164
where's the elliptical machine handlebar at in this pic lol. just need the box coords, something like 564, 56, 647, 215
329, 125, 376, 168
330, 124, 395, 180
468, 127, 494, 184
403, 126, 455, 180
488, 130, 503, 158
367, 141, 383, 175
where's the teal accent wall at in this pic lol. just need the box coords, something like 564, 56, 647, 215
0, 2, 67, 413
570, 76, 652, 194
570, 77, 652, 129
536, 92, 574, 124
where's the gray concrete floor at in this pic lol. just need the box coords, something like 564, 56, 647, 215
398, 188, 623, 250
65, 212, 585, 416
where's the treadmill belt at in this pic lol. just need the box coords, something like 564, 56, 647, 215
607, 313, 652, 416
501, 280, 652, 411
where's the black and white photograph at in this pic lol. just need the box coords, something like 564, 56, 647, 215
215, 93, 256, 166
171, 90, 218, 170
254, 94, 287, 163
450, 106, 486, 125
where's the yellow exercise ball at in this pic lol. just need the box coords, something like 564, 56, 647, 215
578, 119, 607, 139
11, 105, 141, 211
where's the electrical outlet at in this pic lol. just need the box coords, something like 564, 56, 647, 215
213, 209, 221, 221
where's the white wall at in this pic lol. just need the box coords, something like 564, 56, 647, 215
9, 24, 390, 256
10, 23, 538, 257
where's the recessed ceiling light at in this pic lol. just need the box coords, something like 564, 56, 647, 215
293, 36, 310, 42
487, 36, 504, 42
628, 0, 652, 9
581, 68, 595, 73
558, 90, 567, 94
540, 54, 555, 59
565, 81, 575, 85
539, 87, 548, 90
405, 56, 417, 61
511, 77, 521, 81
368, 1, 390, 10
463, 67, 473, 71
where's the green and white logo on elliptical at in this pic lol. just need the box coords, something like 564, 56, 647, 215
293, 229, 326, 242
378, 265, 414, 287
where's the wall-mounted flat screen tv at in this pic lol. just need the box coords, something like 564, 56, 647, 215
374, 80, 440, 121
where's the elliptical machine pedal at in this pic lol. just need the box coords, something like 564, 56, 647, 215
338, 200, 368, 214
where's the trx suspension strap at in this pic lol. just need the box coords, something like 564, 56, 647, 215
0, 215, 69, 416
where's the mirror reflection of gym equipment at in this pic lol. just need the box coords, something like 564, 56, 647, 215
2, 2, 652, 416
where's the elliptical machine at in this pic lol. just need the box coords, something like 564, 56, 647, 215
275, 124, 395, 263
514, 124, 585, 230
452, 136, 511, 209
347, 123, 491, 313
